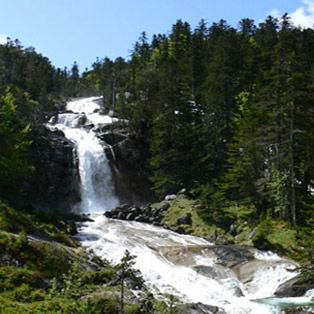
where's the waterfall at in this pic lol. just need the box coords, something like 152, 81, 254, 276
48, 97, 314, 314
47, 96, 119, 212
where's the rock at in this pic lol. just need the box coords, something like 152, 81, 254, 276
65, 212, 94, 222
109, 135, 155, 205
179, 302, 225, 314
274, 273, 313, 297
100, 132, 127, 146
126, 212, 136, 220
159, 202, 170, 211
141, 204, 152, 215
215, 236, 230, 245
176, 188, 189, 199
208, 245, 254, 267
165, 194, 177, 201
194, 265, 221, 279
77, 113, 87, 126
176, 226, 186, 234
25, 128, 80, 212
177, 188, 187, 195
210, 230, 218, 242
104, 211, 113, 218
135, 215, 147, 223
177, 194, 188, 200
177, 213, 192, 226
248, 228, 257, 240
229, 224, 235, 235
117, 211, 126, 220
108, 110, 117, 117
130, 206, 142, 216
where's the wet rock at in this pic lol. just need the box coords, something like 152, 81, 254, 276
77, 113, 87, 126
126, 212, 136, 221
104, 211, 113, 218
194, 265, 221, 279
179, 302, 225, 314
274, 271, 314, 297
117, 211, 126, 220
208, 245, 254, 267
100, 132, 127, 146
65, 212, 94, 222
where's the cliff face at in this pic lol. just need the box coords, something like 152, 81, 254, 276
25, 128, 80, 212
21, 118, 153, 212
95, 124, 155, 206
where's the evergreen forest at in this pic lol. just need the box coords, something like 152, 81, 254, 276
1, 13, 314, 313
79, 15, 314, 232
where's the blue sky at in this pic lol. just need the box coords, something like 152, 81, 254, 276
0, 0, 313, 71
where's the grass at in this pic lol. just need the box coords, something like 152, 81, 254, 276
155, 196, 309, 263
154, 197, 219, 240
0, 199, 145, 314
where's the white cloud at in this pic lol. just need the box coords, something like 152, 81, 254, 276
0, 34, 8, 45
290, 0, 314, 28
269, 0, 314, 29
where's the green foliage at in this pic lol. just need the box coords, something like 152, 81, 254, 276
78, 15, 314, 231
0, 91, 33, 195
140, 292, 181, 314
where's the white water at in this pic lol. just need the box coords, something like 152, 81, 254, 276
48, 97, 314, 313
47, 96, 119, 212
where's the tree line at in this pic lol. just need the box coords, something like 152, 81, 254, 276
0, 38, 80, 196
79, 14, 314, 228
1, 14, 314, 230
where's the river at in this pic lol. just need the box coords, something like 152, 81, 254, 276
47, 96, 314, 314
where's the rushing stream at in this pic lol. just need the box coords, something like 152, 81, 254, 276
48, 97, 314, 314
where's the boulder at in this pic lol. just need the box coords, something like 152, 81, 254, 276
274, 272, 314, 297
158, 202, 170, 211
165, 194, 177, 201
117, 211, 126, 220
126, 212, 136, 221
177, 213, 192, 226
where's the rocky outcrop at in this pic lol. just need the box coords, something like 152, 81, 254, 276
104, 202, 170, 226
24, 128, 80, 212
95, 123, 155, 205
274, 265, 314, 297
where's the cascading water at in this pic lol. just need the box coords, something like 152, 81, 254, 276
48, 97, 314, 314
48, 96, 119, 212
